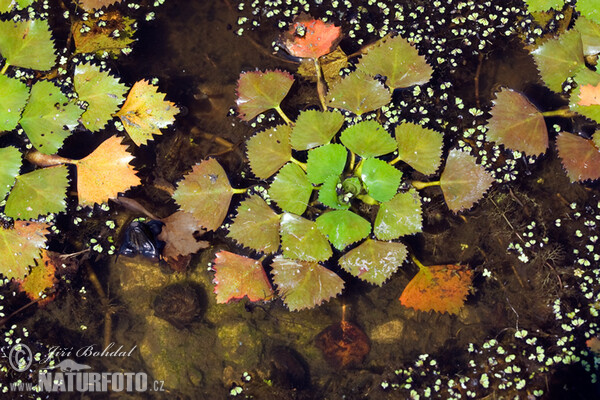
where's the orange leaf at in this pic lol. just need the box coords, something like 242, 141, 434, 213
282, 15, 342, 59
17, 249, 58, 305
399, 264, 472, 315
74, 135, 141, 206
213, 251, 274, 303
586, 336, 600, 355
578, 83, 600, 106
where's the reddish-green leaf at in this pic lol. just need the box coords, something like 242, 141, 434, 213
327, 72, 391, 115
271, 256, 344, 311
280, 213, 332, 262
281, 15, 342, 59
394, 122, 444, 175
340, 120, 396, 158
246, 124, 292, 179
374, 190, 422, 240
213, 251, 273, 303
556, 131, 600, 182
290, 109, 344, 150
227, 195, 281, 254
440, 149, 494, 212
316, 210, 371, 250
173, 159, 233, 231
236, 70, 294, 121
269, 163, 313, 215
0, 221, 49, 280
486, 88, 548, 156
400, 264, 472, 315
356, 34, 433, 89
338, 239, 408, 286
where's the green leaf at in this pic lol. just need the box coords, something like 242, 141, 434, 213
290, 109, 345, 150
280, 213, 333, 262
19, 81, 83, 154
556, 131, 600, 182
356, 35, 433, 89
338, 239, 408, 286
340, 120, 396, 158
523, 0, 564, 12
575, 16, 600, 56
227, 195, 281, 254
0, 19, 56, 71
486, 88, 548, 156
570, 69, 600, 124
394, 122, 444, 175
0, 75, 30, 132
316, 210, 371, 250
0, 146, 21, 201
4, 166, 69, 220
360, 158, 402, 202
213, 251, 273, 303
318, 175, 350, 210
531, 29, 585, 93
271, 256, 344, 311
246, 124, 292, 179
236, 69, 294, 121
173, 159, 234, 231
374, 190, 422, 240
578, 0, 600, 24
0, 221, 49, 280
440, 149, 495, 212
326, 72, 391, 115
269, 162, 313, 215
74, 63, 128, 132
306, 143, 347, 184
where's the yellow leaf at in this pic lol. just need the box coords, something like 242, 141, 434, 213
74, 135, 141, 206
116, 80, 179, 146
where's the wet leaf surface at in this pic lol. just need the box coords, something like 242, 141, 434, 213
280, 213, 332, 262
269, 162, 313, 215
246, 124, 292, 179
340, 120, 396, 158
356, 34, 433, 89
394, 122, 444, 175
326, 72, 391, 115
290, 109, 344, 150
556, 131, 600, 182
360, 158, 402, 202
236, 70, 294, 121
374, 190, 422, 240
318, 175, 349, 210
316, 210, 371, 251
0, 221, 49, 280
0, 75, 29, 132
5, 165, 69, 220
282, 15, 342, 59
0, 19, 56, 70
486, 88, 548, 156
306, 143, 347, 185
271, 256, 344, 311
440, 149, 494, 212
399, 264, 473, 315
227, 195, 281, 254
338, 239, 408, 286
116, 80, 179, 146
213, 251, 273, 303
173, 158, 233, 231
315, 321, 370, 368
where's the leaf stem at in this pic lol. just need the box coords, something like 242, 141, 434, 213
541, 108, 577, 118
26, 151, 72, 167
314, 58, 328, 111
410, 254, 426, 271
412, 180, 440, 190
388, 154, 402, 165
357, 194, 379, 205
289, 156, 307, 171
0, 62, 8, 75
232, 188, 248, 194
274, 105, 294, 126
348, 150, 356, 171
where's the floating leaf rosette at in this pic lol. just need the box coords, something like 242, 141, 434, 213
556, 131, 600, 182
213, 251, 273, 303
0, 75, 29, 132
280, 213, 332, 262
340, 120, 397, 158
271, 256, 344, 311
400, 262, 473, 315
356, 34, 433, 89
0, 19, 56, 71
439, 149, 494, 212
173, 158, 235, 231
228, 195, 281, 254
394, 123, 444, 175
269, 162, 313, 215
339, 239, 408, 286
236, 70, 294, 122
290, 109, 344, 150
316, 210, 371, 251
326, 72, 391, 115
374, 190, 422, 240
486, 88, 548, 156
0, 221, 49, 281
246, 124, 292, 179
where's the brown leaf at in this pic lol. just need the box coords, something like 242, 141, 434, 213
78, 0, 123, 12
315, 321, 370, 369
158, 211, 209, 261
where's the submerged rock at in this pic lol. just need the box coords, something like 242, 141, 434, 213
153, 282, 205, 329
267, 346, 310, 390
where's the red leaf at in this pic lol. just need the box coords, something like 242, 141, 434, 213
556, 131, 600, 182
212, 251, 273, 303
315, 321, 370, 369
399, 264, 472, 315
578, 83, 600, 106
282, 15, 342, 59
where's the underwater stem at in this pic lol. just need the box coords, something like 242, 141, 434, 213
231, 188, 248, 194
314, 57, 328, 111
388, 154, 403, 165
274, 105, 294, 126
412, 180, 441, 190
349, 150, 356, 171
290, 156, 307, 171
541, 108, 577, 118
0, 62, 8, 75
